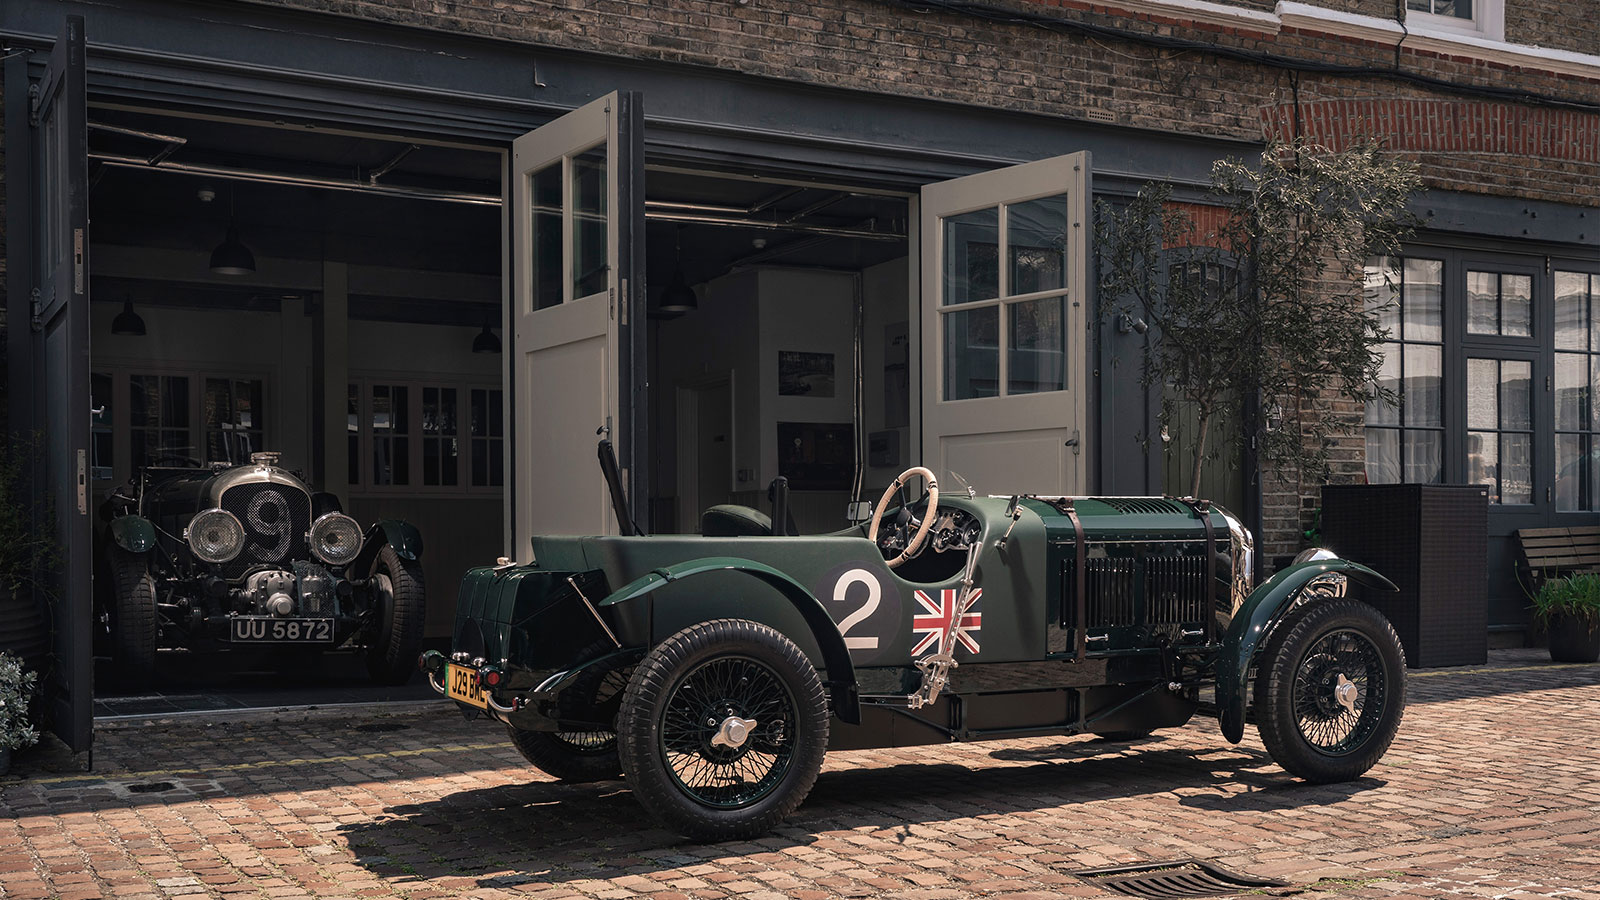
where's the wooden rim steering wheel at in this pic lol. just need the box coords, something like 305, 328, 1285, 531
866, 466, 940, 569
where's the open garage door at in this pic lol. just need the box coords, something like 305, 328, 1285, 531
919, 153, 1091, 495
4, 16, 94, 752
510, 92, 646, 555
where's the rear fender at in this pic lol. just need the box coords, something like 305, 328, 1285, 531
1216, 559, 1397, 744
600, 557, 861, 724
109, 516, 157, 554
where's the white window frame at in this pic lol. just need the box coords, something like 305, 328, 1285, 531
1405, 0, 1505, 42
348, 373, 504, 499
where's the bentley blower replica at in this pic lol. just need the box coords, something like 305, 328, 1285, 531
100, 452, 426, 686
423, 449, 1406, 841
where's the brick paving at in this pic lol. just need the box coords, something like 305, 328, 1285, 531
3, 648, 1599, 899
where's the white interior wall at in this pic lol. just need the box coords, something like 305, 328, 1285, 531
651, 259, 911, 534
861, 256, 912, 493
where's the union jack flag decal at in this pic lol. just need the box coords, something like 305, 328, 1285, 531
911, 588, 982, 656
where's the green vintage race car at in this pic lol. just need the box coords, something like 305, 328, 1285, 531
422, 450, 1405, 841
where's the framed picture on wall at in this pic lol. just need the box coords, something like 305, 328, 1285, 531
778, 421, 853, 490
778, 351, 835, 397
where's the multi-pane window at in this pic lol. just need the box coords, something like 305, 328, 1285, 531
1466, 358, 1533, 504
204, 378, 265, 465
470, 388, 505, 488
1555, 271, 1600, 511
942, 195, 1068, 399
350, 378, 502, 495
421, 387, 459, 488
1468, 270, 1532, 338
1365, 257, 1444, 484
370, 384, 410, 487
129, 374, 193, 468
1406, 0, 1471, 19
91, 373, 113, 482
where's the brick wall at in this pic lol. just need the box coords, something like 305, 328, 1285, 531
1506, 0, 1600, 56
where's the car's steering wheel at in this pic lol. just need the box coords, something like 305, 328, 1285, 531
867, 466, 940, 569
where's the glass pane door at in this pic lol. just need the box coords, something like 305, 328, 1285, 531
1466, 357, 1534, 505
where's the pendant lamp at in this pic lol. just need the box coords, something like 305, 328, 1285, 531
210, 186, 256, 276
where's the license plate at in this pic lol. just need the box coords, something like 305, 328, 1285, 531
229, 617, 335, 643
446, 663, 488, 709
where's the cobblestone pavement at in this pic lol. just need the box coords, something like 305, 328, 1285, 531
3, 648, 1599, 900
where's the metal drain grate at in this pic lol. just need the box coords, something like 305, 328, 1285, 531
126, 782, 177, 794
1072, 859, 1289, 898
355, 722, 410, 732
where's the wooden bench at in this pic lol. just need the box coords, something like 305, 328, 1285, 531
1516, 526, 1600, 591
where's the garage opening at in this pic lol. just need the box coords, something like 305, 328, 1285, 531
85, 108, 503, 707
638, 169, 911, 537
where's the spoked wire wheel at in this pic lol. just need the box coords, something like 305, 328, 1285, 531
1256, 598, 1406, 783
1290, 629, 1385, 755
660, 655, 798, 808
619, 619, 829, 841
508, 654, 633, 783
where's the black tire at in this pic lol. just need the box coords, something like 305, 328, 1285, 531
617, 619, 829, 841
507, 649, 631, 782
1254, 598, 1406, 783
109, 547, 158, 689
507, 728, 622, 782
364, 544, 426, 685
1093, 730, 1154, 741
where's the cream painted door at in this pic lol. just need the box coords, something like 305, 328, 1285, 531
511, 92, 644, 553
919, 153, 1091, 495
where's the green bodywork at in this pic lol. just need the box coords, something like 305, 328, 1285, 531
446, 494, 1395, 748
1215, 559, 1398, 743
355, 519, 424, 570
108, 515, 157, 553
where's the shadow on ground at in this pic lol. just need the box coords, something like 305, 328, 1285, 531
332, 739, 1380, 887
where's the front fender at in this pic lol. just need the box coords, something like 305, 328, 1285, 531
599, 557, 861, 724
1216, 559, 1397, 744
355, 519, 424, 571
109, 515, 157, 553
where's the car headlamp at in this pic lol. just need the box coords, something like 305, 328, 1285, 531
187, 508, 246, 563
309, 512, 364, 566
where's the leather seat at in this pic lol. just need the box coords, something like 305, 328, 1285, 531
701, 504, 774, 537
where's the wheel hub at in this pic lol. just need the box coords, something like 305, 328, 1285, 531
710, 715, 759, 750
1333, 673, 1358, 715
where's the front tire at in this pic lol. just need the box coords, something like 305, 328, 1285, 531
617, 619, 829, 841
364, 544, 426, 685
109, 548, 158, 689
1255, 598, 1406, 783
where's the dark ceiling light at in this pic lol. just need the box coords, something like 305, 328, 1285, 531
657, 227, 698, 315
111, 298, 146, 336
472, 317, 502, 354
209, 186, 256, 276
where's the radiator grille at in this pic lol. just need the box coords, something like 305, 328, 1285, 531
1085, 557, 1138, 626
1143, 554, 1208, 626
1067, 548, 1212, 630
218, 483, 312, 578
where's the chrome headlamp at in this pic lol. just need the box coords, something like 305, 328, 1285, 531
187, 508, 246, 563
309, 512, 364, 567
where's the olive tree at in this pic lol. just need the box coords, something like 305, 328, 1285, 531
1096, 137, 1421, 497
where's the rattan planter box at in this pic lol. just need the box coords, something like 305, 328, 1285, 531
1320, 484, 1489, 668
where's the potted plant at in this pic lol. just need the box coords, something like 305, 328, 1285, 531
0, 651, 41, 775
1532, 574, 1600, 664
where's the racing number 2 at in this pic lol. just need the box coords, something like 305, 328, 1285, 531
832, 568, 881, 650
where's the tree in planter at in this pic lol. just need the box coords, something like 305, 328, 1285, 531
0, 434, 58, 667
1096, 137, 1422, 497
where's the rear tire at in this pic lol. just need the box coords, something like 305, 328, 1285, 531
1255, 599, 1406, 783
618, 619, 829, 841
507, 727, 621, 783
364, 545, 426, 685
109, 548, 158, 690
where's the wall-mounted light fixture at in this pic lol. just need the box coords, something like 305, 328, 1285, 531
111, 298, 147, 336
